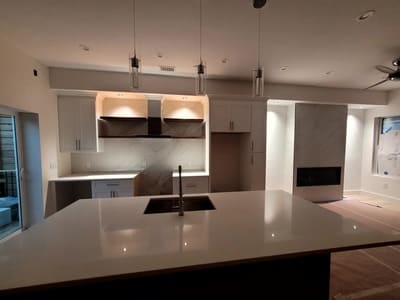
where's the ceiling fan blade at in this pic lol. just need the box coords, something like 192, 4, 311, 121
376, 65, 396, 74
365, 78, 388, 90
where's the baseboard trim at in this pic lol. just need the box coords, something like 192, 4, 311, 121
359, 190, 400, 202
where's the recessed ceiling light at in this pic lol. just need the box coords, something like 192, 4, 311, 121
222, 58, 228, 64
157, 52, 163, 58
79, 44, 90, 52
280, 66, 288, 71
325, 71, 334, 75
356, 10, 376, 22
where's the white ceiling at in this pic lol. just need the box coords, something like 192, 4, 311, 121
0, 0, 399, 90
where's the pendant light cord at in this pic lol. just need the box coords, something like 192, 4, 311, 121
257, 8, 261, 68
199, 0, 203, 63
133, 0, 136, 55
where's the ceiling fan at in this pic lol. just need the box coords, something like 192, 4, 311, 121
366, 57, 400, 89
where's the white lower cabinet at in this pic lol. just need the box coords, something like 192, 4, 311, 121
91, 179, 134, 198
173, 176, 209, 194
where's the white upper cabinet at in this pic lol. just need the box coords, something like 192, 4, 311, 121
210, 101, 251, 133
58, 96, 98, 153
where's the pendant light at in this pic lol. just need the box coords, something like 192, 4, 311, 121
129, 0, 140, 89
195, 0, 206, 95
252, 5, 264, 97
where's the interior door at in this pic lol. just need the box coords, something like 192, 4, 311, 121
58, 97, 78, 152
78, 98, 97, 151
210, 102, 231, 132
230, 102, 251, 132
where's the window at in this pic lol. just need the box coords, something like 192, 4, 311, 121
375, 116, 400, 177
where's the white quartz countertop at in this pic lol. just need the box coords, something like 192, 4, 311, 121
50, 172, 140, 181
51, 170, 207, 181
0, 190, 399, 292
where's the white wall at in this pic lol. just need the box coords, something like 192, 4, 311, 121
71, 138, 205, 173
266, 105, 287, 190
266, 104, 295, 193
344, 109, 365, 191
283, 104, 295, 193
361, 89, 400, 200
50, 67, 388, 105
0, 37, 67, 217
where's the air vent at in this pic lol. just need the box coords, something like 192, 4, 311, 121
159, 65, 175, 72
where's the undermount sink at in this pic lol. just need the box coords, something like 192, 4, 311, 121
144, 195, 215, 214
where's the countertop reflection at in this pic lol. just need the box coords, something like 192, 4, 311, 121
0, 190, 398, 291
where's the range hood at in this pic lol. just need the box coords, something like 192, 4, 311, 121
146, 99, 171, 138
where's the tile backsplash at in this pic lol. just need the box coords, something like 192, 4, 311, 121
71, 138, 205, 173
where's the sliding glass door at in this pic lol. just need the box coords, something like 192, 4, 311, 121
0, 114, 22, 240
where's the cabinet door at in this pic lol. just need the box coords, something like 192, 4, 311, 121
250, 102, 266, 152
210, 102, 231, 132
250, 152, 266, 190
173, 176, 209, 194
230, 102, 251, 132
58, 98, 79, 152
78, 99, 97, 152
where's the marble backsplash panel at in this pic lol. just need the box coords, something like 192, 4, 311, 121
71, 138, 205, 173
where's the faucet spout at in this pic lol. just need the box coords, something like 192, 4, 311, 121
178, 165, 184, 216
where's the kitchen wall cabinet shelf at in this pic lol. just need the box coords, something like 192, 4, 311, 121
163, 118, 204, 123
99, 116, 147, 121
97, 118, 147, 138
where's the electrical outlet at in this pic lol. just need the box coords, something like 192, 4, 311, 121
49, 162, 57, 169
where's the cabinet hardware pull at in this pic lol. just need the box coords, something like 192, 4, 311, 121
110, 191, 113, 197
251, 141, 254, 151
78, 139, 81, 151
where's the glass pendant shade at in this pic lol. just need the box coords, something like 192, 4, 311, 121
129, 54, 140, 89
195, 62, 206, 95
252, 67, 264, 97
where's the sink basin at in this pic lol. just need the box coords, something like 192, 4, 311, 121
144, 195, 215, 214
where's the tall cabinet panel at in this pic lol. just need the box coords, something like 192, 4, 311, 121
210, 99, 266, 192
78, 99, 97, 151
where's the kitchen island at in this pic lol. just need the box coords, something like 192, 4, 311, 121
1, 190, 399, 298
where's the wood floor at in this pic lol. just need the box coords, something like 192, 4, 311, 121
320, 192, 400, 300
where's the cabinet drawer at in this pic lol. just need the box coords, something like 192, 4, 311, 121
91, 179, 134, 198
93, 190, 134, 198
92, 180, 133, 191
173, 176, 209, 194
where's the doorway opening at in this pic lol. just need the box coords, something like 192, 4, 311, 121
0, 115, 22, 240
